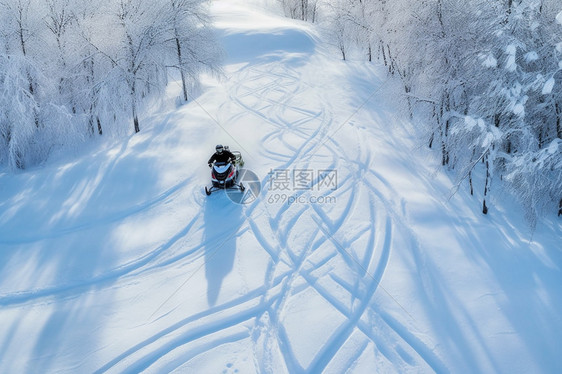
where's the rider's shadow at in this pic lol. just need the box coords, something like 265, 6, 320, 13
203, 194, 244, 307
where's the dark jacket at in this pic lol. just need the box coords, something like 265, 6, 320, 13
208, 150, 236, 165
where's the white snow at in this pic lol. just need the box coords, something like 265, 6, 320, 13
556, 11, 562, 25
482, 54, 498, 68
524, 51, 539, 62
506, 44, 517, 72
1, 1, 561, 373
542, 77, 556, 95
547, 139, 560, 155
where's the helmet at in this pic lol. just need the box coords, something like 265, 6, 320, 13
215, 144, 224, 154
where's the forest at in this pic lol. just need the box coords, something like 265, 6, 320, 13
0, 0, 219, 170
1, 0, 560, 222
280, 0, 562, 221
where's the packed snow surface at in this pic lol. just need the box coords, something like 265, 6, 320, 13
1, 1, 561, 373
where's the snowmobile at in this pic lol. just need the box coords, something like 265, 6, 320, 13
205, 147, 246, 196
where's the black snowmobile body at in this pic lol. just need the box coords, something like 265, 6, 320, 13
205, 149, 245, 196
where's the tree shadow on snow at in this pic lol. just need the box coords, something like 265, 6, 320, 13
0, 130, 174, 372
202, 193, 244, 307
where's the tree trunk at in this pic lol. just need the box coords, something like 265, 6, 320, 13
380, 41, 387, 67
483, 153, 490, 214
6, 129, 23, 169
436, 0, 445, 37
19, 23, 33, 97
444, 94, 450, 164
504, 0, 513, 23
440, 100, 450, 166
175, 35, 188, 102
132, 97, 140, 133
301, 0, 307, 21
88, 117, 94, 136
441, 138, 447, 165
14, 151, 24, 169
310, 2, 317, 23
387, 44, 394, 74
133, 115, 140, 133
469, 149, 475, 195
17, 18, 39, 128
88, 101, 103, 136
555, 103, 562, 139
132, 80, 140, 133
404, 79, 413, 119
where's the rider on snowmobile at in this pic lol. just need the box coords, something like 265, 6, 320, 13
208, 144, 236, 167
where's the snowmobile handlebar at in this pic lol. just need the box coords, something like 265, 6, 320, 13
209, 159, 235, 168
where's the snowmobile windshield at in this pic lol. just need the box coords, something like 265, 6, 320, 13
213, 163, 232, 173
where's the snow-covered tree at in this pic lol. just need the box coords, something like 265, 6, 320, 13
0, 55, 39, 169
0, 0, 220, 169
280, 0, 562, 220
278, 0, 319, 22
167, 0, 222, 103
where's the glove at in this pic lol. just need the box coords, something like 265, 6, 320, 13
208, 163, 212, 168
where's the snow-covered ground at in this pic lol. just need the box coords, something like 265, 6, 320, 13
1, 0, 561, 372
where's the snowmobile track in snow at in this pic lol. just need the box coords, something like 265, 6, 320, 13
88, 55, 446, 373
220, 60, 445, 372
